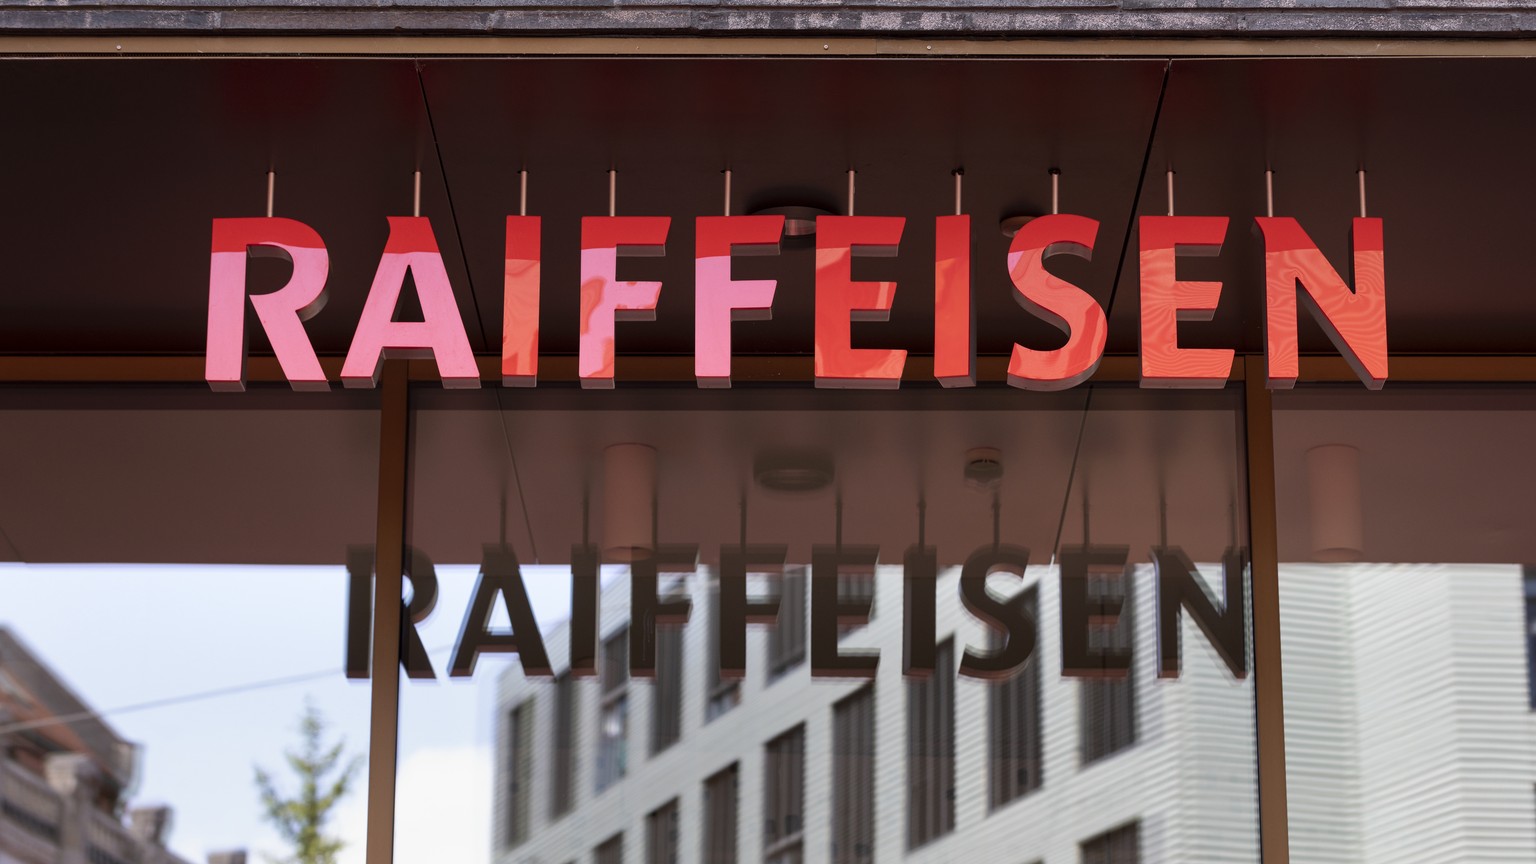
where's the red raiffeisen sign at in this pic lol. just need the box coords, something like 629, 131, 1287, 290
204, 212, 1387, 390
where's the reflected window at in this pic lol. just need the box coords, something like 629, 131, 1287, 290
1082, 821, 1140, 864
1526, 567, 1536, 710
652, 626, 683, 755
503, 700, 533, 849
646, 799, 680, 864
596, 832, 624, 864
907, 640, 956, 849
763, 725, 805, 864
768, 569, 807, 681
1079, 568, 1137, 765
705, 577, 741, 723
550, 672, 576, 819
702, 763, 738, 864
989, 592, 1043, 808
838, 570, 876, 633
831, 684, 875, 864
597, 629, 630, 794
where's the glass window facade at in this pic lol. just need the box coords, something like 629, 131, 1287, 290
1275, 387, 1536, 862
383, 382, 1259, 864
0, 387, 378, 864
14, 47, 1536, 864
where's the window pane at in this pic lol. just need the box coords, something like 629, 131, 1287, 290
1276, 386, 1536, 861
398, 385, 1255, 864
0, 387, 377, 864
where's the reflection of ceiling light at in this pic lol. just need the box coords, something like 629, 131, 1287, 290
999, 215, 1037, 238
603, 443, 656, 563
754, 449, 835, 493
749, 205, 834, 237
965, 447, 1003, 489
1307, 444, 1363, 562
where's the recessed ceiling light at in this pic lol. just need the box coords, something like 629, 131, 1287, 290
999, 215, 1037, 238
754, 448, 835, 493
965, 446, 1004, 489
750, 205, 834, 237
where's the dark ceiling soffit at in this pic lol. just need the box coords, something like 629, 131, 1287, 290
7, 356, 1536, 386
1, 5, 1536, 38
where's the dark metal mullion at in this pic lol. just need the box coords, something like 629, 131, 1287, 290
1245, 359, 1291, 864
365, 360, 409, 864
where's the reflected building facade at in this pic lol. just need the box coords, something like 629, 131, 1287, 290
490, 565, 1259, 864
0, 628, 208, 864
1281, 564, 1536, 863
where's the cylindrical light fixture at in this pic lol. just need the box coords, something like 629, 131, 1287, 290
1306, 444, 1363, 562
603, 443, 656, 562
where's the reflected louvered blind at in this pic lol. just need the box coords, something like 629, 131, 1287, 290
550, 672, 576, 818
832, 684, 875, 863
906, 640, 955, 848
768, 569, 807, 678
989, 592, 1043, 808
652, 627, 683, 753
702, 764, 738, 864
764, 725, 805, 858
646, 799, 680, 864
1081, 821, 1140, 864
1080, 568, 1137, 764
596, 833, 624, 864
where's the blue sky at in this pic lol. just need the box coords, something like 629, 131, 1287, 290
0, 562, 574, 864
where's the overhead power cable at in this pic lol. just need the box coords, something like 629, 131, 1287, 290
0, 642, 457, 737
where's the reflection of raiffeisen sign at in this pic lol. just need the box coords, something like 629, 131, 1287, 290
341, 546, 1248, 684
205, 213, 1386, 390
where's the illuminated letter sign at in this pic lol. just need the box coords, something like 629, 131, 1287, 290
502, 216, 541, 387
933, 214, 974, 387
579, 216, 670, 388
1257, 216, 1387, 389
206, 217, 330, 392
341, 216, 480, 389
1006, 213, 1106, 390
205, 206, 1389, 391
1138, 215, 1234, 388
814, 215, 907, 388
695, 215, 783, 387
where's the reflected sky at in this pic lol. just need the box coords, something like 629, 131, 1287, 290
0, 561, 575, 864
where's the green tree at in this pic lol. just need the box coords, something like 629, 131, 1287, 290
255, 701, 363, 864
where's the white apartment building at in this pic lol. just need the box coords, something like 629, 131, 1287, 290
0, 628, 208, 864
491, 560, 1260, 864
1279, 563, 1536, 864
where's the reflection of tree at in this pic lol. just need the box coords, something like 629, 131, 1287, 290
254, 700, 361, 864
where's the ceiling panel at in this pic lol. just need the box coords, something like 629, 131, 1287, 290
0, 58, 484, 355
406, 386, 1243, 569
1109, 57, 1536, 358
416, 58, 1168, 359
0, 56, 1529, 365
